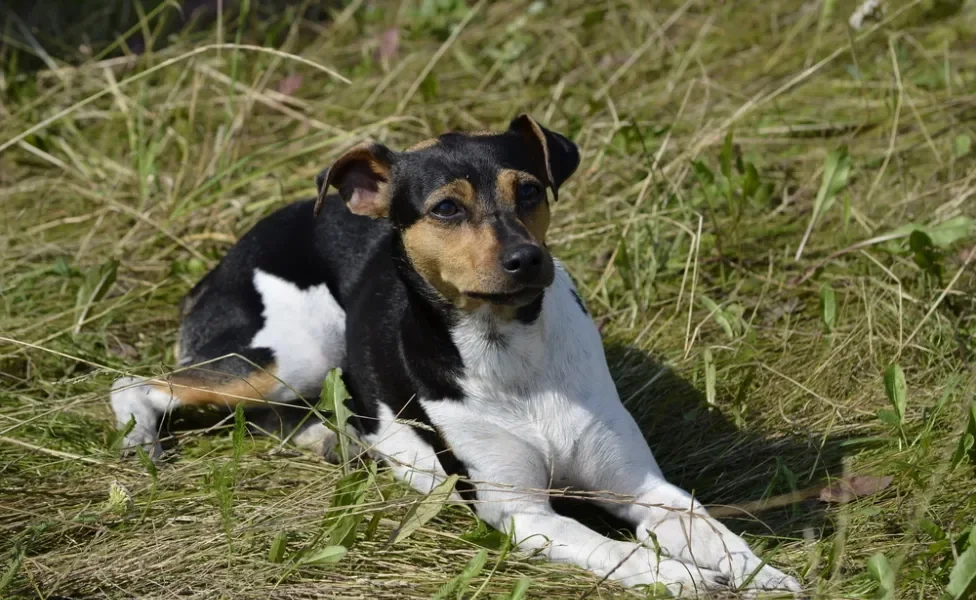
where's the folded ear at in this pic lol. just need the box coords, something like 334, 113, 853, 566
314, 142, 397, 218
508, 114, 580, 201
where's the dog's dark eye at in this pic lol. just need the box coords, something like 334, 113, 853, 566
431, 199, 463, 219
517, 182, 544, 206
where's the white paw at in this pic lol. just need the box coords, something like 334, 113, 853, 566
111, 376, 164, 458
609, 546, 728, 596
291, 421, 339, 460
726, 552, 803, 595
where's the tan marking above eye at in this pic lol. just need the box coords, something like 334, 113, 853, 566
495, 170, 519, 208
425, 179, 478, 215
402, 220, 506, 309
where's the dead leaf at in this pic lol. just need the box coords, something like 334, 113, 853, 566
277, 74, 303, 96
819, 475, 893, 503
376, 27, 401, 62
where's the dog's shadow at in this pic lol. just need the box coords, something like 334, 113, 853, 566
553, 342, 847, 542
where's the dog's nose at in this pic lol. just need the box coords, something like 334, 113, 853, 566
501, 244, 544, 282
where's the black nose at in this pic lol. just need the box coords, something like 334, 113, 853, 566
501, 244, 544, 282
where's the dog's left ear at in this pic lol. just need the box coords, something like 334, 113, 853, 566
508, 114, 580, 201
314, 142, 397, 218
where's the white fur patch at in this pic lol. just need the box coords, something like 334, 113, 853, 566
251, 269, 346, 401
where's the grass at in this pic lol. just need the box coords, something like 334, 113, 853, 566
2, 0, 976, 598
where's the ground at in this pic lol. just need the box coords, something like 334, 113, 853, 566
2, 1, 976, 598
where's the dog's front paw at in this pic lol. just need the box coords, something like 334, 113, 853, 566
610, 548, 728, 596
726, 552, 803, 596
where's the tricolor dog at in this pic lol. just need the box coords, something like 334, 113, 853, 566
111, 116, 802, 596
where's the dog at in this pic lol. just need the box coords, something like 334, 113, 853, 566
110, 115, 802, 596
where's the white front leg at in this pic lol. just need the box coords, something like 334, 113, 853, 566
574, 407, 803, 595
425, 411, 726, 595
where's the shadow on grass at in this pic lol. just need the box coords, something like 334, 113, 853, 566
554, 342, 850, 543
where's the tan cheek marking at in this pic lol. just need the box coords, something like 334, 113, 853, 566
151, 365, 280, 407
403, 222, 462, 304
403, 222, 506, 309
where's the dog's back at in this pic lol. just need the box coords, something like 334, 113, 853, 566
111, 196, 386, 456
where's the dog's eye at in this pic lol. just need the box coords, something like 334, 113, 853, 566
517, 182, 544, 206
431, 199, 463, 219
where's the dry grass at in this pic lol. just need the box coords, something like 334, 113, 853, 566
2, 0, 976, 598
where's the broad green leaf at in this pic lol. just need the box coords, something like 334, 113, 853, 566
754, 182, 774, 207
692, 160, 715, 185
919, 519, 945, 542
742, 162, 760, 200
135, 446, 158, 481
909, 230, 943, 277
820, 283, 836, 333
326, 467, 373, 549
507, 577, 532, 600
297, 545, 347, 565
73, 259, 119, 335
320, 368, 353, 471
642, 582, 673, 598
388, 474, 458, 545
951, 402, 976, 470
268, 531, 288, 563
703, 348, 716, 407
700, 296, 735, 339
460, 520, 509, 550
809, 147, 851, 229
877, 409, 900, 427
953, 134, 972, 158
720, 129, 734, 182
946, 532, 976, 599
431, 549, 488, 600
882, 218, 973, 251
883, 364, 906, 424
420, 72, 439, 101
924, 216, 973, 248
866, 553, 895, 600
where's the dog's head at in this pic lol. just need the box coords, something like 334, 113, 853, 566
314, 115, 579, 311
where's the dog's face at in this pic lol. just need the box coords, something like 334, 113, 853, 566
315, 115, 580, 311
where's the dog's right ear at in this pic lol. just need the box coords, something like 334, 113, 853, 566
314, 143, 397, 219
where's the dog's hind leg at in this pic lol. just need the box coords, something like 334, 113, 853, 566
111, 349, 284, 458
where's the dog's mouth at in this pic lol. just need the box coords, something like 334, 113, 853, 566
464, 287, 545, 306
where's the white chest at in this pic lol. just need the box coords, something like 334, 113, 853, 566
422, 265, 620, 477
